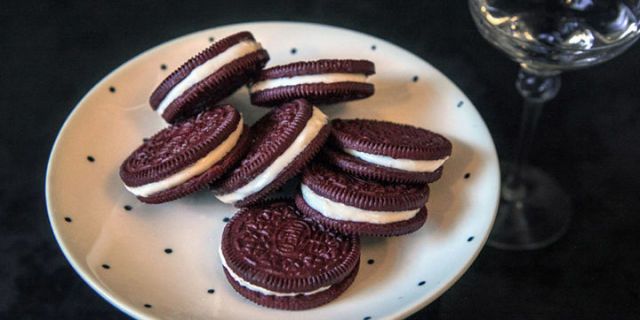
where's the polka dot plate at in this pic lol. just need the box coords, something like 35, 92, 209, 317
45, 22, 499, 320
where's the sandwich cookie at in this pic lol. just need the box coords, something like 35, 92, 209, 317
220, 200, 360, 310
213, 99, 330, 207
296, 162, 429, 237
249, 59, 375, 107
324, 119, 452, 183
120, 105, 249, 204
150, 31, 269, 123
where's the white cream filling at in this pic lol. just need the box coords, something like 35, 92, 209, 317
301, 184, 420, 224
156, 40, 262, 115
345, 149, 449, 173
125, 118, 244, 197
218, 246, 331, 297
216, 107, 327, 204
249, 73, 368, 93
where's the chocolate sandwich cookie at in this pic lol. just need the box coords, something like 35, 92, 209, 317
150, 31, 269, 123
212, 99, 330, 207
220, 200, 360, 310
296, 162, 429, 237
324, 119, 452, 183
249, 59, 375, 107
120, 105, 249, 204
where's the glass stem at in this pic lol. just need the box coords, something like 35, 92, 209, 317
508, 99, 543, 188
504, 67, 561, 200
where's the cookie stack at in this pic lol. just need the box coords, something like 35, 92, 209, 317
295, 119, 452, 236
119, 30, 451, 310
120, 32, 270, 201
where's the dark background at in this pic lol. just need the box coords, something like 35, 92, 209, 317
2, 1, 639, 319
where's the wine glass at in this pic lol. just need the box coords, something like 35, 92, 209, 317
469, 0, 640, 250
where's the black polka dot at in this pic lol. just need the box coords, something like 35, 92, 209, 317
109, 86, 116, 93
144, 304, 152, 308
371, 45, 376, 50
124, 205, 132, 211
143, 138, 149, 143
467, 236, 475, 242
457, 101, 464, 107
87, 156, 95, 162
290, 48, 297, 55
102, 264, 110, 270
164, 248, 173, 254
160, 64, 167, 70
412, 76, 419, 82
367, 259, 375, 265
418, 281, 426, 286
64, 217, 72, 223
207, 289, 215, 294
464, 173, 471, 179
209, 37, 215, 42
364, 317, 372, 320
223, 217, 230, 223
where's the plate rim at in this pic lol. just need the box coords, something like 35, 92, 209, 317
45, 20, 500, 320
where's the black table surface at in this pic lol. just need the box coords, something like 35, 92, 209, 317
2, 1, 639, 319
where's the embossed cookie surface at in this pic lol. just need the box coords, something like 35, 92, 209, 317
119, 105, 249, 203
330, 119, 452, 160
220, 200, 360, 310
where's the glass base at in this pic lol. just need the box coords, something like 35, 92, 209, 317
488, 163, 572, 250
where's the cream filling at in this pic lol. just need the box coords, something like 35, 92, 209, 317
345, 149, 449, 173
218, 246, 331, 297
249, 73, 368, 93
156, 40, 263, 116
301, 184, 420, 224
216, 107, 327, 204
125, 118, 244, 197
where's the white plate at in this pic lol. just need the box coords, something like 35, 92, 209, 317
45, 22, 499, 320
